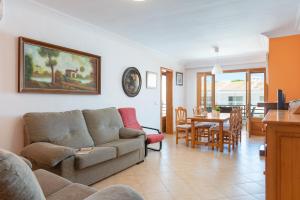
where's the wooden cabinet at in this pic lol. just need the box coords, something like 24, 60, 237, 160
249, 117, 265, 136
263, 110, 300, 200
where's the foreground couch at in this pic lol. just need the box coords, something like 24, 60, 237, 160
0, 149, 144, 200
21, 108, 145, 185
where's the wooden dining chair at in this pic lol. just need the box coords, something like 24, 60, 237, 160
235, 107, 243, 145
175, 107, 191, 145
193, 106, 202, 116
192, 106, 215, 144
210, 109, 239, 152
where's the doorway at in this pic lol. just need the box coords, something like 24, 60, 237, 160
247, 70, 267, 136
161, 67, 173, 134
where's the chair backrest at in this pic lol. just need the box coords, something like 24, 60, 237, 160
193, 106, 201, 115
175, 107, 188, 125
193, 106, 211, 115
236, 107, 243, 131
118, 107, 142, 130
229, 108, 240, 133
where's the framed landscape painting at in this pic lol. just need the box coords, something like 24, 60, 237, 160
18, 37, 101, 94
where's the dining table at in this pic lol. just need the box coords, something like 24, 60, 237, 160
188, 113, 230, 152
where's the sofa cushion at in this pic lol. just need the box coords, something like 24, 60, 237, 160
0, 149, 46, 200
75, 147, 117, 169
100, 137, 144, 157
83, 108, 124, 145
24, 110, 94, 149
34, 169, 72, 197
46, 183, 97, 200
146, 134, 164, 144
85, 185, 144, 200
119, 127, 145, 139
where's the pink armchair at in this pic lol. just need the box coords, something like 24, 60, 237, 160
118, 108, 164, 156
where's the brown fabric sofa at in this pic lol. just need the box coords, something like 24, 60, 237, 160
0, 149, 144, 200
21, 108, 145, 185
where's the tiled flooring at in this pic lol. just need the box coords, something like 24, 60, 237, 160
93, 132, 265, 200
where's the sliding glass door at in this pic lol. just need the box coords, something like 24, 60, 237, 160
197, 68, 266, 136
197, 73, 214, 112
248, 71, 266, 136
250, 72, 265, 118
215, 72, 247, 118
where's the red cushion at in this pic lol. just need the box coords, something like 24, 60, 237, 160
146, 134, 164, 144
118, 108, 142, 130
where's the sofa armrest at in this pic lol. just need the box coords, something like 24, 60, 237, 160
21, 142, 76, 167
119, 128, 145, 139
141, 126, 161, 134
85, 185, 144, 200
19, 156, 33, 169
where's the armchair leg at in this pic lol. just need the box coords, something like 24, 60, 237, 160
147, 141, 163, 152
145, 141, 148, 157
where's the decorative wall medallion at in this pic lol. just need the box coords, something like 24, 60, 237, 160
122, 67, 142, 97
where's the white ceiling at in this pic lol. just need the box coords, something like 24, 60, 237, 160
32, 0, 300, 65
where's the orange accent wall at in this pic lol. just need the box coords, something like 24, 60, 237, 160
268, 34, 300, 102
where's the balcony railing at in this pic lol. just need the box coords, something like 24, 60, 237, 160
162, 103, 167, 117
209, 104, 265, 119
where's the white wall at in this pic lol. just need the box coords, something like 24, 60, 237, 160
0, 0, 184, 153
184, 62, 266, 116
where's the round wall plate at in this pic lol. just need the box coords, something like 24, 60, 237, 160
122, 67, 142, 97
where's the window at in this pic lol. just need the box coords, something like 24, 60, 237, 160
215, 72, 246, 106
228, 96, 243, 105
251, 73, 265, 118
198, 73, 214, 111
259, 96, 264, 102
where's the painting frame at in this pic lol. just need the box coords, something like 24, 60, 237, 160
122, 67, 142, 97
176, 72, 183, 86
146, 71, 157, 89
18, 37, 101, 95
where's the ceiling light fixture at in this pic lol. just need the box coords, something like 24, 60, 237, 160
211, 46, 223, 75
133, 0, 145, 2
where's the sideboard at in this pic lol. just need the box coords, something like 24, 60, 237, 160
263, 110, 300, 200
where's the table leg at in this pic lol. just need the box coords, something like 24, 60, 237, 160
219, 122, 224, 152
191, 120, 195, 148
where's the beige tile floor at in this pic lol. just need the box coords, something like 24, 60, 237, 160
93, 131, 265, 200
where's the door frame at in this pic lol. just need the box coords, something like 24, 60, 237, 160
160, 67, 174, 134
247, 69, 268, 136
196, 72, 215, 110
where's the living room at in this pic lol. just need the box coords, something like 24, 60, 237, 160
1, 0, 300, 200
